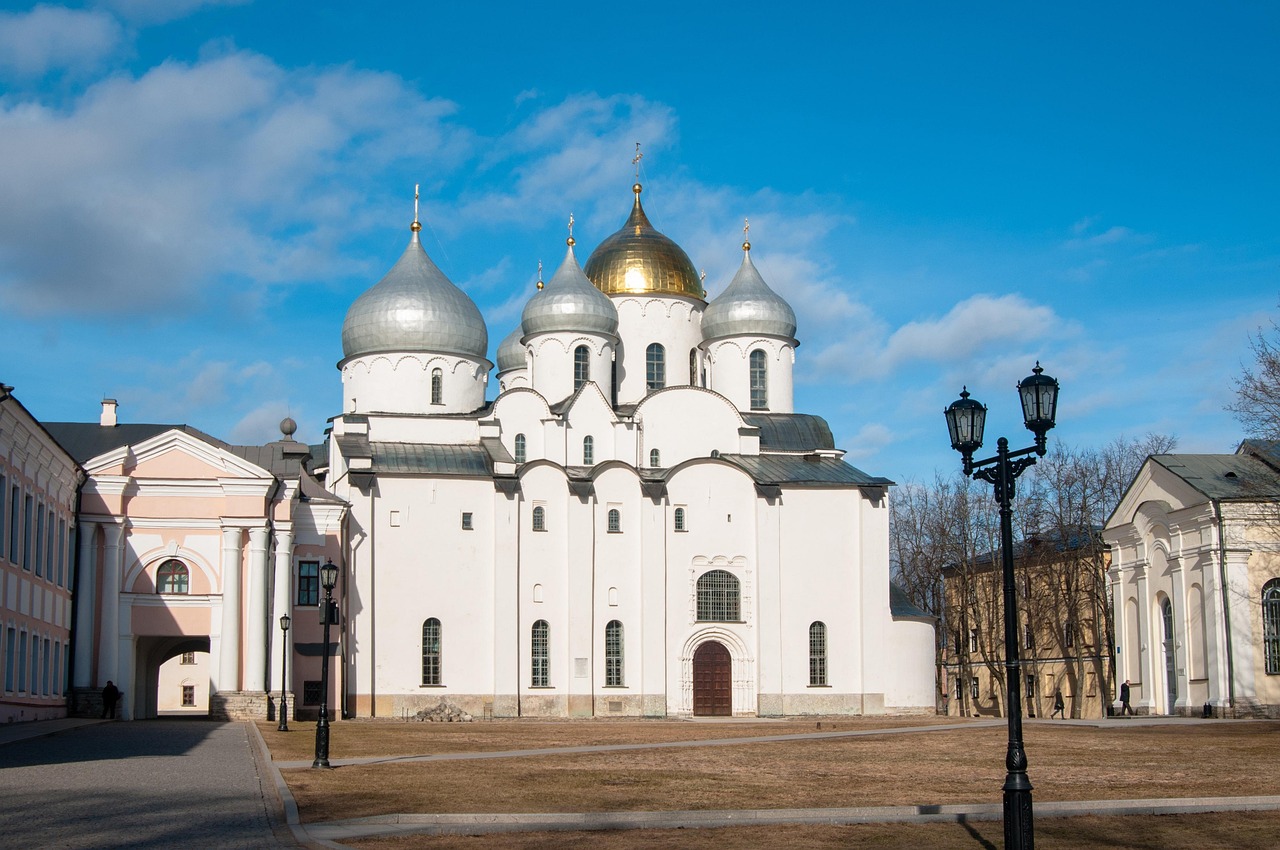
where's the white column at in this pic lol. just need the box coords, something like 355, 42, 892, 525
97, 522, 124, 687
218, 525, 243, 693
244, 525, 271, 692
1224, 548, 1258, 702
1134, 564, 1151, 711
1170, 557, 1189, 711
1202, 551, 1229, 707
269, 527, 294, 693
73, 521, 97, 688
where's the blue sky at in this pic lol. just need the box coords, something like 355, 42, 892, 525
1, 1, 1277, 484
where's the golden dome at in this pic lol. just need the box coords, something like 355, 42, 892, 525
583, 183, 705, 300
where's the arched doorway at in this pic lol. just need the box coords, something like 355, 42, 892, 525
135, 636, 212, 720
693, 641, 731, 716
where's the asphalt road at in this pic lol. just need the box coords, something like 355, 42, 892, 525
0, 719, 294, 849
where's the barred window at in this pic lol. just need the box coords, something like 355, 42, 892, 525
1264, 579, 1280, 674
689, 348, 698, 385
422, 618, 442, 685
605, 620, 624, 686
157, 559, 189, 594
696, 569, 740, 621
532, 506, 546, 532
574, 345, 590, 390
646, 343, 665, 391
514, 433, 526, 464
809, 621, 828, 686
607, 509, 621, 533
583, 435, 594, 465
182, 684, 195, 706
970, 677, 979, 700
180, 652, 196, 665
650, 448, 661, 468
674, 507, 687, 532
297, 561, 319, 606
431, 368, 443, 404
531, 619, 550, 687
749, 349, 768, 410
303, 680, 322, 705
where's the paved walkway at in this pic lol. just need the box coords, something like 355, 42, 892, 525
0, 718, 298, 849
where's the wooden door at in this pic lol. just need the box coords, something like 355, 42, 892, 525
693, 641, 732, 716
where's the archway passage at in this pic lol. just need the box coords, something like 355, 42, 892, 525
136, 635, 212, 720
693, 640, 732, 716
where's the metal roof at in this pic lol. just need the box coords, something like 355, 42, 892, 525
43, 422, 227, 464
369, 442, 492, 476
718, 453, 892, 487
701, 247, 797, 342
741, 413, 836, 451
1150, 450, 1280, 501
890, 582, 933, 619
521, 243, 619, 337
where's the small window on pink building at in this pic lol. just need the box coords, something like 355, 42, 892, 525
157, 559, 189, 594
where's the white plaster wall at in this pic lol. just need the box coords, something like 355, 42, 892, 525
612, 296, 704, 405
563, 391, 618, 466
489, 390, 553, 463
517, 465, 572, 707
591, 467, 646, 694
365, 413, 481, 445
342, 352, 489, 416
705, 338, 795, 414
526, 334, 615, 406
635, 389, 744, 468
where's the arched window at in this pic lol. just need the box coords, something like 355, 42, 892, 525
605, 620, 624, 686
531, 619, 549, 687
809, 621, 828, 686
649, 448, 661, 468
607, 509, 621, 533
674, 507, 687, 532
646, 343, 665, 391
514, 433, 527, 464
157, 559, 189, 594
583, 436, 594, 465
1264, 579, 1280, 674
532, 506, 546, 532
431, 368, 443, 404
696, 569, 740, 621
689, 348, 698, 386
422, 618, 442, 686
749, 349, 768, 410
574, 345, 590, 390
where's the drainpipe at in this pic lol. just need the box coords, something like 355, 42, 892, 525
1213, 499, 1236, 714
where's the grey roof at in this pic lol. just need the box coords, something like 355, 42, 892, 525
495, 326, 525, 373
341, 232, 489, 360
1149, 449, 1280, 501
890, 582, 933, 619
742, 413, 835, 451
43, 422, 227, 464
718, 453, 892, 487
368, 442, 492, 476
225, 441, 318, 477
701, 247, 797, 342
520, 243, 619, 338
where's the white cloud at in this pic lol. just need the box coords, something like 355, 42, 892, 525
96, 0, 249, 26
0, 5, 124, 77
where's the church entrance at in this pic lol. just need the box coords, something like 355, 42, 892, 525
693, 641, 731, 716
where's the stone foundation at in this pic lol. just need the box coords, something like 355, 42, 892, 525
209, 691, 270, 721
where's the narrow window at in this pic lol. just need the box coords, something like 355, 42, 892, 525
181, 652, 196, 665
42, 638, 50, 695
4, 628, 14, 692
809, 621, 828, 686
0, 475, 5, 562
674, 507, 687, 532
689, 348, 698, 385
532, 506, 546, 532
23, 493, 33, 570
182, 685, 195, 706
574, 345, 590, 390
44, 508, 54, 580
9, 486, 19, 562
649, 448, 660, 468
696, 569, 740, 621
969, 628, 978, 654
583, 436, 594, 465
1025, 674, 1036, 702
431, 368, 443, 404
970, 677, 979, 700
461, 512, 474, 530
1024, 623, 1035, 651
646, 343, 665, 391
422, 618, 442, 686
56, 517, 65, 587
17, 632, 27, 693
514, 433, 527, 464
1264, 579, 1280, 674
605, 620, 624, 686
531, 620, 550, 687
749, 349, 768, 410
1065, 620, 1076, 650
157, 559, 189, 594
297, 561, 320, 606
34, 505, 44, 577
607, 509, 621, 533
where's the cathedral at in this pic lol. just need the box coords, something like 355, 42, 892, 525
0, 179, 936, 723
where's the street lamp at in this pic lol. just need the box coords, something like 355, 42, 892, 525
944, 362, 1060, 850
277, 614, 291, 732
312, 559, 339, 769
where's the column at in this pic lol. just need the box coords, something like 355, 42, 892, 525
268, 526, 294, 693
218, 525, 243, 693
244, 525, 271, 692
1170, 556, 1189, 710
1134, 563, 1151, 711
1224, 548, 1258, 703
73, 521, 97, 688
96, 522, 124, 687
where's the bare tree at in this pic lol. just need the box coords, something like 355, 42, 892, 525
1229, 319, 1280, 439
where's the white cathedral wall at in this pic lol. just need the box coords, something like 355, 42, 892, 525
341, 352, 489, 416
526, 334, 615, 405
517, 463, 573, 716
611, 296, 704, 405
563, 390, 618, 466
489, 389, 553, 464
635, 389, 744, 468
591, 466, 650, 716
704, 338, 796, 414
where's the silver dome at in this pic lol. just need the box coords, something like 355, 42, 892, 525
701, 246, 797, 342
521, 242, 619, 338
496, 325, 526, 372
341, 232, 489, 360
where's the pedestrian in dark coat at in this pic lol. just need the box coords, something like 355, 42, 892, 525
101, 681, 120, 719
1120, 679, 1134, 715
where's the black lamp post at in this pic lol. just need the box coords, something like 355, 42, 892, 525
277, 614, 291, 732
945, 363, 1059, 850
312, 559, 339, 769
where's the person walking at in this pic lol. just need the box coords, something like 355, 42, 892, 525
1051, 688, 1065, 719
1120, 679, 1134, 716
101, 681, 121, 719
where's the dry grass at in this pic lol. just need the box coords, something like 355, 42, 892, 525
344, 812, 1280, 850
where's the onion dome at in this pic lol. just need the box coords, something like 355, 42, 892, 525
521, 238, 619, 337
583, 183, 704, 300
701, 240, 797, 342
496, 326, 526, 372
341, 227, 488, 360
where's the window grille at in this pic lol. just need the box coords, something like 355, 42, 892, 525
646, 343, 665, 391
157, 560, 189, 594
749, 349, 768, 410
1264, 579, 1280, 674
532, 506, 546, 532
583, 436, 594, 465
809, 621, 828, 686
182, 685, 195, 706
431, 368, 443, 404
574, 345, 590, 390
607, 509, 621, 533
696, 569, 740, 621
650, 448, 661, 468
514, 433, 526, 464
303, 680, 322, 705
422, 618, 442, 685
531, 620, 550, 687
674, 507, 686, 532
605, 620, 624, 686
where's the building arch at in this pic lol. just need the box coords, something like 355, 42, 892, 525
678, 626, 755, 716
